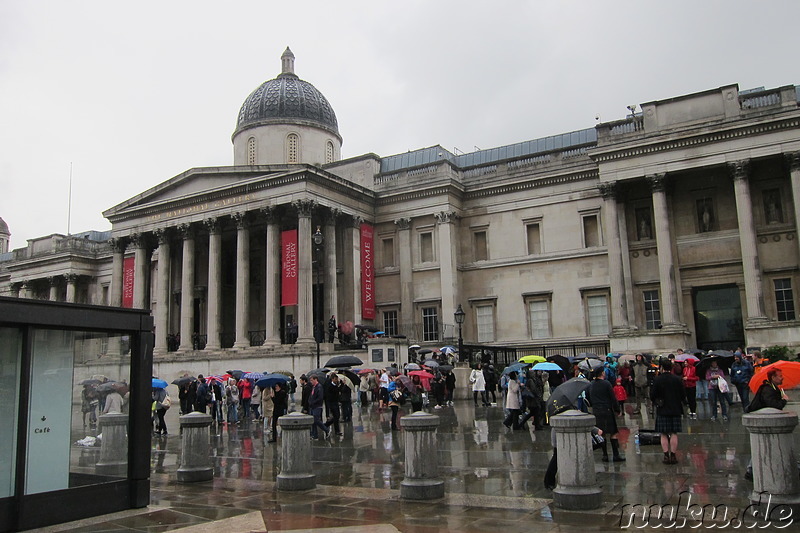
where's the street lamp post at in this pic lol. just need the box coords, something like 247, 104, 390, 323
454, 304, 465, 364
313, 226, 324, 369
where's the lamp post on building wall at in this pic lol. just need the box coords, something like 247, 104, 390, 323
313, 226, 324, 369
454, 304, 465, 364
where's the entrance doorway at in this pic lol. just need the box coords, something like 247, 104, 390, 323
693, 285, 744, 351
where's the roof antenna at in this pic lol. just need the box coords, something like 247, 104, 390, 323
67, 162, 73, 236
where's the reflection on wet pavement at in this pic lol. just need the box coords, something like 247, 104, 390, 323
48, 396, 800, 532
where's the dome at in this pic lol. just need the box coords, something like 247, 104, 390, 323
0, 217, 8, 235
234, 48, 340, 140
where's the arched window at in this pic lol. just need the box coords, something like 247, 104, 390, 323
326, 141, 334, 164
247, 137, 256, 165
287, 133, 299, 163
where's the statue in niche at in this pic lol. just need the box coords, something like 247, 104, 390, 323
636, 208, 652, 240
764, 190, 783, 224
697, 198, 714, 233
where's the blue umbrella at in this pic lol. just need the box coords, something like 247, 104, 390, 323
152, 378, 169, 389
502, 362, 530, 375
532, 362, 562, 372
255, 373, 290, 388
242, 372, 265, 380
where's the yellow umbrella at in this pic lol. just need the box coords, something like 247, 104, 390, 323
519, 355, 546, 364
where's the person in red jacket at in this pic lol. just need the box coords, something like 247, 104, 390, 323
238, 378, 254, 421
682, 359, 699, 419
613, 378, 628, 416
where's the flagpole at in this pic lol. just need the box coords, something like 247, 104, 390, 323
67, 162, 73, 236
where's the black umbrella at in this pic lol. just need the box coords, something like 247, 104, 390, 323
226, 370, 245, 380
546, 377, 591, 418
96, 381, 126, 393
438, 364, 454, 372
417, 348, 434, 355
336, 368, 361, 387
171, 376, 197, 387
325, 355, 364, 368
306, 368, 330, 379
708, 349, 734, 358
80, 378, 101, 386
356, 324, 381, 332
423, 359, 440, 368
697, 356, 733, 375
546, 354, 571, 373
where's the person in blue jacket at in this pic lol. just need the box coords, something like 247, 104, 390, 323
730, 354, 754, 411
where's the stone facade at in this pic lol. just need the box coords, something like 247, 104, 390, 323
2, 55, 799, 356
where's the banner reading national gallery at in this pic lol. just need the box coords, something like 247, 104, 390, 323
122, 256, 135, 308
360, 223, 375, 320
281, 229, 298, 307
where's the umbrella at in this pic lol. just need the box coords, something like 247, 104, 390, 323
708, 349, 734, 358
336, 369, 361, 387
546, 354, 571, 373
356, 324, 381, 332
339, 321, 355, 335
409, 344, 421, 350
441, 345, 457, 354
501, 362, 530, 375
243, 372, 265, 380
172, 376, 197, 387
749, 360, 800, 393
80, 378, 101, 386
358, 368, 375, 375
618, 354, 637, 364
396, 375, 414, 390
226, 370, 246, 380
373, 331, 385, 336
684, 348, 705, 356
272, 370, 294, 377
532, 362, 563, 372
152, 378, 169, 389
698, 355, 734, 374
92, 374, 108, 382
404, 363, 421, 370
206, 375, 228, 384
417, 348, 434, 355
438, 364, 454, 372
325, 355, 364, 368
578, 359, 604, 372
546, 377, 591, 418
386, 367, 400, 376
675, 353, 700, 363
255, 373, 291, 389
519, 355, 546, 364
423, 359, 440, 368
97, 381, 123, 393
307, 368, 330, 379
408, 370, 435, 379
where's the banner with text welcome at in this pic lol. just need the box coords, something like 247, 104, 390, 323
360, 223, 375, 320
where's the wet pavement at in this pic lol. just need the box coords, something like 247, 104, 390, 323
43, 396, 800, 532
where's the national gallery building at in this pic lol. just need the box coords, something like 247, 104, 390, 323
2, 48, 799, 356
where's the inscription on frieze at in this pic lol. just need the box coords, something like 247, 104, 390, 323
146, 193, 256, 223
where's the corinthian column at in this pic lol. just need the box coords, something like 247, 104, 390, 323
324, 208, 340, 332
108, 237, 127, 307
130, 233, 151, 309
205, 218, 222, 350
599, 182, 629, 331
395, 217, 413, 333
435, 211, 459, 329
261, 207, 280, 346
294, 199, 316, 344
153, 228, 171, 356
233, 212, 251, 349
178, 224, 196, 352
787, 153, 800, 268
647, 174, 680, 327
731, 160, 768, 325
65, 273, 78, 303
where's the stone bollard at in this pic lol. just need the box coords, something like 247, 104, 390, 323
276, 412, 316, 490
742, 408, 800, 509
96, 412, 128, 475
177, 411, 213, 482
400, 411, 445, 500
551, 410, 602, 510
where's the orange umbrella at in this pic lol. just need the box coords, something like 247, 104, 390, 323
749, 360, 800, 393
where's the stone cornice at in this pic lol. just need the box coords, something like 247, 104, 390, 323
590, 115, 800, 163
465, 169, 599, 200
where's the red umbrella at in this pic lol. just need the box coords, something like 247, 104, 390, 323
408, 370, 434, 379
749, 360, 800, 393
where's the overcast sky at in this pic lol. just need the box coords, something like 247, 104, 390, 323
1, 1, 798, 248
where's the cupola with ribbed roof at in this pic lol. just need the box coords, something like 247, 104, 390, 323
232, 47, 342, 166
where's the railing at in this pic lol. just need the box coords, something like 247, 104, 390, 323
507, 154, 551, 169
608, 117, 644, 135
249, 330, 266, 346
463, 340, 610, 368
740, 89, 781, 109
463, 165, 497, 179
166, 334, 180, 352
401, 322, 456, 344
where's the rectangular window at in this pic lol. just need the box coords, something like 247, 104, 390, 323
587, 294, 609, 335
526, 223, 541, 254
476, 305, 494, 342
420, 233, 433, 263
422, 307, 439, 342
383, 310, 398, 336
583, 215, 600, 248
473, 230, 488, 261
381, 237, 395, 268
528, 300, 550, 339
775, 278, 796, 321
643, 289, 661, 329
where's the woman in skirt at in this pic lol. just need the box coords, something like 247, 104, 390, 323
651, 359, 687, 464
587, 367, 625, 462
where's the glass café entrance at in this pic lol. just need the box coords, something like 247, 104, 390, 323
0, 297, 153, 532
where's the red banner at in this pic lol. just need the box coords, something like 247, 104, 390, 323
122, 256, 135, 308
360, 223, 375, 320
281, 229, 298, 307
